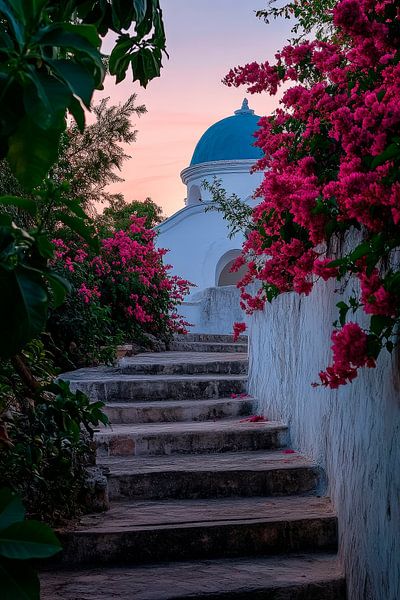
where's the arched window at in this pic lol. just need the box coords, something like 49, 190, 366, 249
215, 250, 246, 287
187, 184, 202, 205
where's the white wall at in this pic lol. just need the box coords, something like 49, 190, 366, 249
156, 205, 245, 293
248, 279, 400, 600
178, 285, 246, 334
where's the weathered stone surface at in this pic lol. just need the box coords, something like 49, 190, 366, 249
103, 397, 254, 425
65, 373, 247, 403
119, 351, 248, 376
50, 341, 344, 598
169, 341, 248, 353
174, 333, 248, 344
101, 450, 319, 500
57, 496, 337, 566
82, 466, 110, 512
41, 554, 345, 599
95, 420, 288, 457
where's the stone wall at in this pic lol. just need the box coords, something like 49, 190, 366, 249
248, 279, 400, 600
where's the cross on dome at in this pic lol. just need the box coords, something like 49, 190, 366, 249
234, 98, 255, 116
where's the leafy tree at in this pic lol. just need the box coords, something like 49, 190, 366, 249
97, 197, 165, 232
54, 94, 147, 212
256, 0, 337, 41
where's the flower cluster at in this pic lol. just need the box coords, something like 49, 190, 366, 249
225, 0, 400, 387
51, 215, 192, 363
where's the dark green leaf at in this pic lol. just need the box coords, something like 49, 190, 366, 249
369, 315, 394, 336
0, 489, 25, 531
36, 234, 54, 259
45, 271, 71, 308
61, 23, 100, 48
0, 558, 39, 600
0, 196, 36, 216
371, 143, 399, 169
53, 210, 99, 250
7, 115, 64, 190
69, 96, 85, 132
47, 59, 95, 108
0, 265, 48, 358
0, 520, 61, 559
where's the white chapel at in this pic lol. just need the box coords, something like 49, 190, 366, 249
156, 99, 263, 333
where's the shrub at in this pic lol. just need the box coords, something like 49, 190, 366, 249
49, 216, 192, 367
223, 0, 400, 387
0, 340, 108, 524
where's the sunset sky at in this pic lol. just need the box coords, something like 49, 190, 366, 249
96, 2, 292, 217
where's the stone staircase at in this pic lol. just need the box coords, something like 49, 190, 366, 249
41, 334, 346, 599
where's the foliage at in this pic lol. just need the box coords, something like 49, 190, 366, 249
0, 488, 61, 600
203, 178, 252, 239
225, 0, 400, 387
49, 216, 192, 367
256, 0, 337, 42
97, 196, 165, 234
54, 95, 147, 213
0, 0, 167, 556
0, 340, 108, 523
0, 0, 166, 360
0, 0, 166, 188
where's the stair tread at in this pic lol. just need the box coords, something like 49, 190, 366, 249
101, 449, 314, 476
120, 351, 248, 364
41, 553, 344, 600
66, 373, 248, 382
65, 496, 334, 533
96, 419, 286, 437
103, 397, 253, 410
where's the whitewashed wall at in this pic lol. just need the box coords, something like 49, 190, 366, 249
248, 279, 400, 600
179, 285, 246, 334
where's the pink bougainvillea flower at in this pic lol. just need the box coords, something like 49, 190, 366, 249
233, 321, 247, 341
240, 415, 268, 423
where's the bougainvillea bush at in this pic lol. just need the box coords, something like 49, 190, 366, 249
225, 0, 400, 387
50, 215, 192, 367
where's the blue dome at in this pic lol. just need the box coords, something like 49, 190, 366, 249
190, 99, 262, 166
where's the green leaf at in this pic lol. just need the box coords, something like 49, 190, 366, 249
0, 490, 25, 531
61, 23, 100, 48
0, 265, 48, 358
369, 315, 393, 336
7, 115, 64, 190
371, 143, 399, 169
0, 0, 24, 46
0, 520, 61, 560
36, 234, 54, 259
53, 210, 99, 250
336, 301, 349, 327
69, 96, 85, 132
0, 196, 36, 216
47, 59, 95, 108
0, 558, 39, 600
45, 271, 71, 308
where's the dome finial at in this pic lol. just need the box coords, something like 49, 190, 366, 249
234, 98, 254, 116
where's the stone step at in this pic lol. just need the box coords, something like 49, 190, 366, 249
101, 450, 320, 500
119, 351, 248, 376
41, 553, 346, 599
95, 419, 288, 457
169, 341, 248, 353
56, 496, 337, 566
103, 397, 254, 425
175, 333, 248, 344
66, 373, 247, 403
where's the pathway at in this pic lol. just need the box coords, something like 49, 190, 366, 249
41, 334, 345, 599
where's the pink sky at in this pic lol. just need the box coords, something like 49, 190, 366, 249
96, 2, 292, 217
